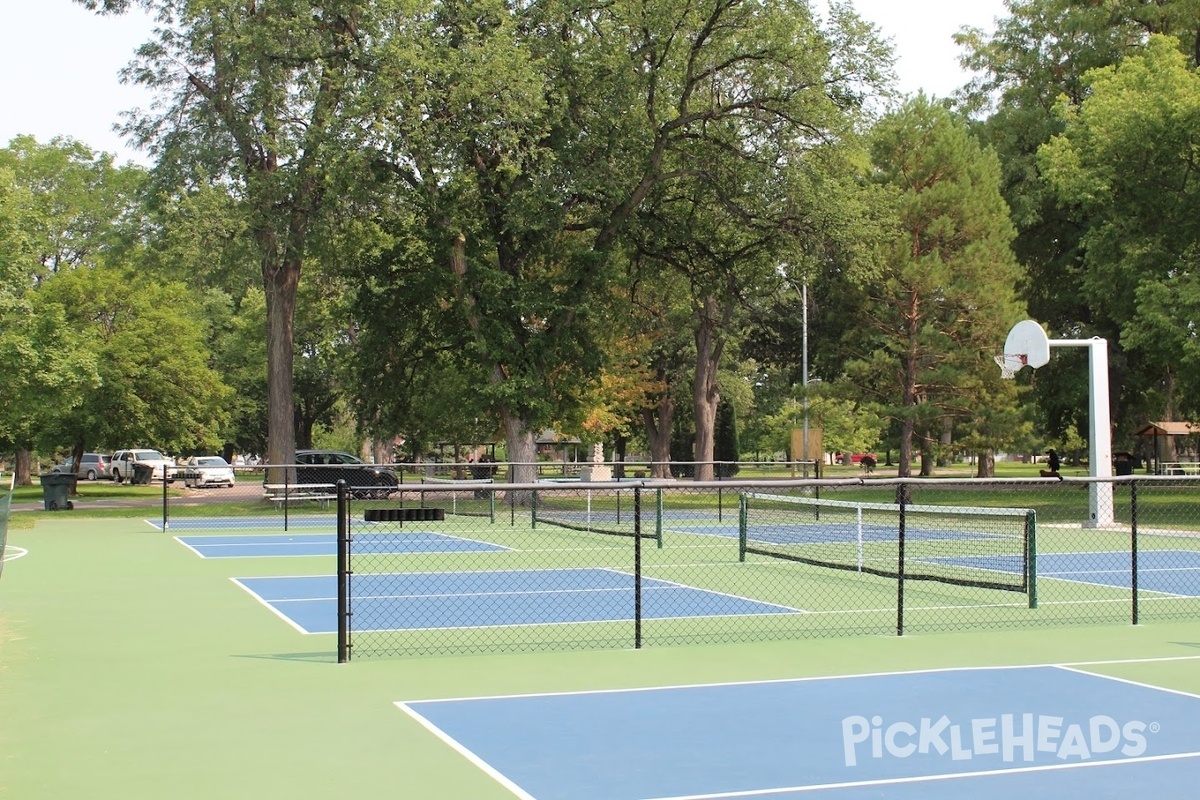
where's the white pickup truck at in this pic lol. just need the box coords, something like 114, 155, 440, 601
110, 449, 176, 483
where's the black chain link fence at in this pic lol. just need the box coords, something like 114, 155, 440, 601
319, 476, 1200, 659
160, 470, 1200, 658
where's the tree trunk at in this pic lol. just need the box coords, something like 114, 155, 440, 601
919, 436, 934, 477
15, 448, 32, 486
612, 434, 627, 479
692, 296, 723, 482
264, 254, 299, 482
976, 449, 995, 478
938, 419, 953, 467
70, 441, 85, 495
501, 410, 536, 504
641, 394, 675, 479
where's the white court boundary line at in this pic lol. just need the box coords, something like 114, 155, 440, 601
640, 751, 1200, 799
395, 655, 1200, 705
174, 531, 513, 558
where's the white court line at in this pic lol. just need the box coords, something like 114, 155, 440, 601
396, 656, 1200, 704
228, 577, 317, 635
640, 751, 1200, 800
398, 704, 537, 800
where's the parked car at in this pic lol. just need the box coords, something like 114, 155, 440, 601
52, 453, 111, 481
183, 455, 236, 489
110, 449, 176, 483
292, 449, 398, 499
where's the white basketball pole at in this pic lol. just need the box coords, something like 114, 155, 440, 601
1048, 337, 1114, 527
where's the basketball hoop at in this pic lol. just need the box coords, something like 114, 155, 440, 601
994, 353, 1028, 380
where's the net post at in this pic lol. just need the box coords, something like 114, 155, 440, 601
162, 466, 170, 532
634, 487, 643, 649
1131, 480, 1139, 625
489, 488, 496, 524
336, 479, 350, 663
531, 489, 538, 530
655, 487, 663, 548
1026, 509, 1037, 609
738, 493, 748, 562
855, 506, 864, 571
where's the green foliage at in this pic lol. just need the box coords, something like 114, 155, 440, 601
0, 292, 99, 452
36, 266, 232, 454
0, 135, 146, 281
1040, 35, 1200, 420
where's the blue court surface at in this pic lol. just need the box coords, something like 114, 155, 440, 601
931, 550, 1200, 597
398, 664, 1200, 800
233, 568, 799, 634
177, 531, 507, 558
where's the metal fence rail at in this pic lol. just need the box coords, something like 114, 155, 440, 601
315, 475, 1200, 659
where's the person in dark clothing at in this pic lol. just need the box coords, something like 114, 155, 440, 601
1040, 448, 1063, 480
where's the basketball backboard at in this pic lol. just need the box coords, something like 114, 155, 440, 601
997, 319, 1051, 377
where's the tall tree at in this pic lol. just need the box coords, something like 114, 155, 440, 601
848, 97, 1025, 478
0, 137, 142, 480
363, 0, 891, 483
78, 0, 390, 472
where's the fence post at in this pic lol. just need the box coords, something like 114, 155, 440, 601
896, 490, 907, 636
634, 486, 642, 649
283, 464, 290, 532
1026, 509, 1038, 609
337, 479, 350, 663
1131, 480, 1139, 625
738, 493, 748, 562
162, 466, 169, 532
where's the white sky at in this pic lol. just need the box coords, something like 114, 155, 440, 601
0, 0, 1008, 166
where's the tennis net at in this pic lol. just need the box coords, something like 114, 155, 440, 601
532, 485, 660, 540
739, 492, 1035, 594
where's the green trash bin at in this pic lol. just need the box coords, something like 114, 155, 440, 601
39, 472, 76, 511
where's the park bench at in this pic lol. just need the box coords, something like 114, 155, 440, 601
262, 483, 337, 509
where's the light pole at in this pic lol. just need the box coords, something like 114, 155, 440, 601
801, 282, 810, 475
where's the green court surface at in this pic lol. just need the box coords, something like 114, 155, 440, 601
3, 514, 1200, 799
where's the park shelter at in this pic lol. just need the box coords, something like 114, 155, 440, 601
535, 429, 583, 463
1133, 421, 1200, 475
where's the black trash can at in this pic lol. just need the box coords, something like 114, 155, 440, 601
131, 462, 154, 485
1114, 452, 1134, 476
39, 473, 76, 511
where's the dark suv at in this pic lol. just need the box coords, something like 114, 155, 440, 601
294, 449, 398, 499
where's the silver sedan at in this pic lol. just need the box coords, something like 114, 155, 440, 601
183, 456, 236, 488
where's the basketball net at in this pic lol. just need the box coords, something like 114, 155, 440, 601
994, 353, 1028, 380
